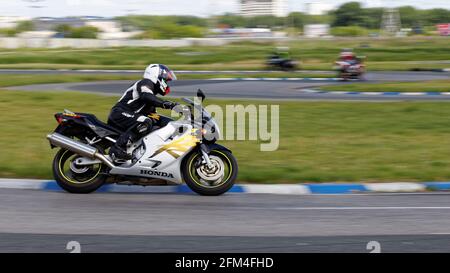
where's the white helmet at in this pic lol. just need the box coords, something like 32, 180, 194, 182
143, 64, 177, 96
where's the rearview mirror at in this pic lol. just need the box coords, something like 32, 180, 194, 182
197, 89, 206, 102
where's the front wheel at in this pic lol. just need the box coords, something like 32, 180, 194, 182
52, 149, 107, 193
182, 149, 238, 196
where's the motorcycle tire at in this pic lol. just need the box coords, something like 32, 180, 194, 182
182, 150, 238, 196
52, 148, 107, 194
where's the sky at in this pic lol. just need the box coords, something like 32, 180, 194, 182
0, 0, 449, 18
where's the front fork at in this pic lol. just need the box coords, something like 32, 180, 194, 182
199, 143, 213, 168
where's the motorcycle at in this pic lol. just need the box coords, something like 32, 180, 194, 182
266, 54, 299, 71
334, 59, 365, 81
46, 89, 238, 196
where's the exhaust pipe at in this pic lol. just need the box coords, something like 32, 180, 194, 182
47, 133, 115, 169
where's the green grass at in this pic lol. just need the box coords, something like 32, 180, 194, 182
320, 80, 450, 93
0, 74, 137, 87
1, 89, 450, 183
0, 37, 448, 71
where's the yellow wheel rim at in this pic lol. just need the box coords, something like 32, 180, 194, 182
188, 150, 233, 188
58, 150, 102, 184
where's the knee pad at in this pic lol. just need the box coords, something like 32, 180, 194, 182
135, 118, 153, 135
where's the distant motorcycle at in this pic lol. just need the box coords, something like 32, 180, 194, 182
46, 90, 238, 196
266, 54, 299, 71
334, 59, 365, 81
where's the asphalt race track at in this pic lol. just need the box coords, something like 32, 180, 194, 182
0, 188, 450, 252
5, 71, 450, 101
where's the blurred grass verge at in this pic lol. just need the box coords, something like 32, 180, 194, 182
0, 37, 448, 71
320, 80, 450, 92
0, 90, 449, 183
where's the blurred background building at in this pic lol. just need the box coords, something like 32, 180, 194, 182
240, 0, 288, 17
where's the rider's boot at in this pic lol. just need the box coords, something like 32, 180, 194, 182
109, 134, 133, 163
109, 144, 132, 163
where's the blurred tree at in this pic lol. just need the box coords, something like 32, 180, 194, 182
54, 24, 72, 37
118, 15, 209, 28
286, 12, 305, 29
135, 23, 204, 39
0, 20, 34, 37
67, 26, 99, 39
304, 14, 333, 25
423, 8, 450, 24
173, 16, 208, 27
398, 6, 421, 28
117, 15, 207, 38
331, 26, 369, 36
361, 8, 383, 29
216, 14, 247, 28
72, 26, 99, 39
15, 21, 34, 32
332, 2, 365, 27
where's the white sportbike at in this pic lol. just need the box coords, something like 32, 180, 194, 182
47, 90, 238, 196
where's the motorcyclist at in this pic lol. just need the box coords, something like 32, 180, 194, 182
268, 46, 298, 71
107, 64, 178, 162
338, 49, 360, 66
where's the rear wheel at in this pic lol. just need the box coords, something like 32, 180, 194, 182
338, 70, 349, 81
52, 149, 107, 193
182, 150, 238, 196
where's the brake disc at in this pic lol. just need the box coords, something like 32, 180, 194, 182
196, 155, 225, 182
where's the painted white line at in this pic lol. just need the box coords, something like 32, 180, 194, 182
301, 89, 320, 93
243, 185, 311, 195
401, 92, 426, 96
365, 182, 426, 192
275, 207, 450, 210
361, 92, 383, 95
0, 179, 47, 190
329, 91, 348, 95
263, 78, 282, 81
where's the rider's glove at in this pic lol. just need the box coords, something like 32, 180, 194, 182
162, 101, 178, 110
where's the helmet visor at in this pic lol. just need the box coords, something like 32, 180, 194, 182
159, 65, 177, 82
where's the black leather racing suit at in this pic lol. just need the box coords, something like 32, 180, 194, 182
107, 79, 175, 157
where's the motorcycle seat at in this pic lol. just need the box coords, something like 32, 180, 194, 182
77, 113, 123, 135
